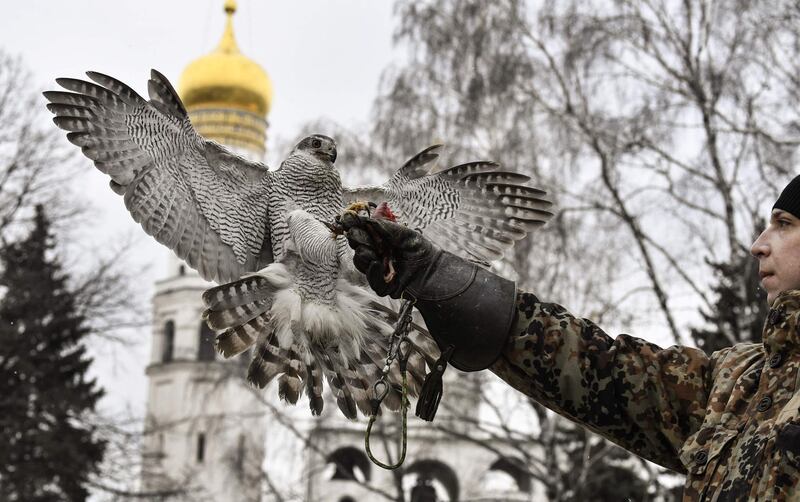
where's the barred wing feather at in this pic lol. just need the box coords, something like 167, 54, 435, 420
44, 70, 274, 283
344, 145, 553, 265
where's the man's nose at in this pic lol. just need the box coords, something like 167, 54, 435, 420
750, 230, 769, 258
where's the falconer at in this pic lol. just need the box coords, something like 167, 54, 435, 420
338, 176, 800, 501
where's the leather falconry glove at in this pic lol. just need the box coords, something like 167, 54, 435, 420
336, 212, 517, 372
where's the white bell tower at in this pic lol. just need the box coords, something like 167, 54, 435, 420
140, 259, 265, 501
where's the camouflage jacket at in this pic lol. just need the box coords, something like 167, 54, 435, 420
490, 290, 800, 501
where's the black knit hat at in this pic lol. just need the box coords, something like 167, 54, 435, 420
774, 175, 800, 218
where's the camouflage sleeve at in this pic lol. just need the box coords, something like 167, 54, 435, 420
489, 291, 715, 472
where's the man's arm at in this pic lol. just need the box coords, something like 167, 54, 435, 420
493, 291, 714, 472
337, 213, 714, 471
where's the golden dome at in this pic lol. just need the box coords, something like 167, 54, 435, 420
178, 0, 272, 117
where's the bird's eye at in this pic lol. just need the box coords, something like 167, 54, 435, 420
312, 139, 322, 149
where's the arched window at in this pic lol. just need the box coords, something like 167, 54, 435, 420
404, 459, 459, 501
326, 446, 371, 482
198, 322, 216, 361
196, 432, 206, 463
162, 320, 175, 363
178, 264, 185, 276
487, 456, 532, 493
234, 433, 246, 476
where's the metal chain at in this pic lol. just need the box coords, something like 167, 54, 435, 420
364, 298, 415, 470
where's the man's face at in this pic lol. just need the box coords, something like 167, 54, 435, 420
751, 209, 800, 304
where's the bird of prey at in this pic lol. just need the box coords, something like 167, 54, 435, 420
44, 70, 553, 419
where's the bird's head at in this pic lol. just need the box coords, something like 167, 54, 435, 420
295, 134, 337, 164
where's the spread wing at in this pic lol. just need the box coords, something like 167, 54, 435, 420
44, 70, 274, 283
344, 145, 553, 265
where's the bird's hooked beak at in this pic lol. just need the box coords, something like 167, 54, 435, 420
327, 148, 337, 163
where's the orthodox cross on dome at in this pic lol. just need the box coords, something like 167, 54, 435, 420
219, 0, 240, 54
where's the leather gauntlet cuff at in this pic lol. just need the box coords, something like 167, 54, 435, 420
406, 251, 517, 372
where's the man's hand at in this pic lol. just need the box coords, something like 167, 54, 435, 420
336, 211, 440, 299
337, 209, 517, 373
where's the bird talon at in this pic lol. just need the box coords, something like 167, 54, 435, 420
322, 220, 342, 237
345, 201, 377, 217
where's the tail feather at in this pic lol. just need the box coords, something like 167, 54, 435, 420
202, 272, 290, 332
404, 351, 427, 395
305, 363, 324, 416
359, 341, 403, 411
204, 268, 443, 419
247, 335, 287, 388
203, 296, 272, 331
361, 339, 404, 386
358, 344, 404, 413
278, 373, 302, 405
314, 348, 360, 420
380, 384, 403, 412
342, 365, 373, 416
215, 312, 269, 357
363, 301, 437, 396
327, 370, 358, 420
203, 274, 286, 310
407, 330, 440, 367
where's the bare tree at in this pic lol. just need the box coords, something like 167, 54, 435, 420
524, 0, 798, 341
323, 0, 800, 499
0, 50, 76, 246
0, 49, 146, 335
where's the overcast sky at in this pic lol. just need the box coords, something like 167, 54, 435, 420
1, 0, 398, 416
